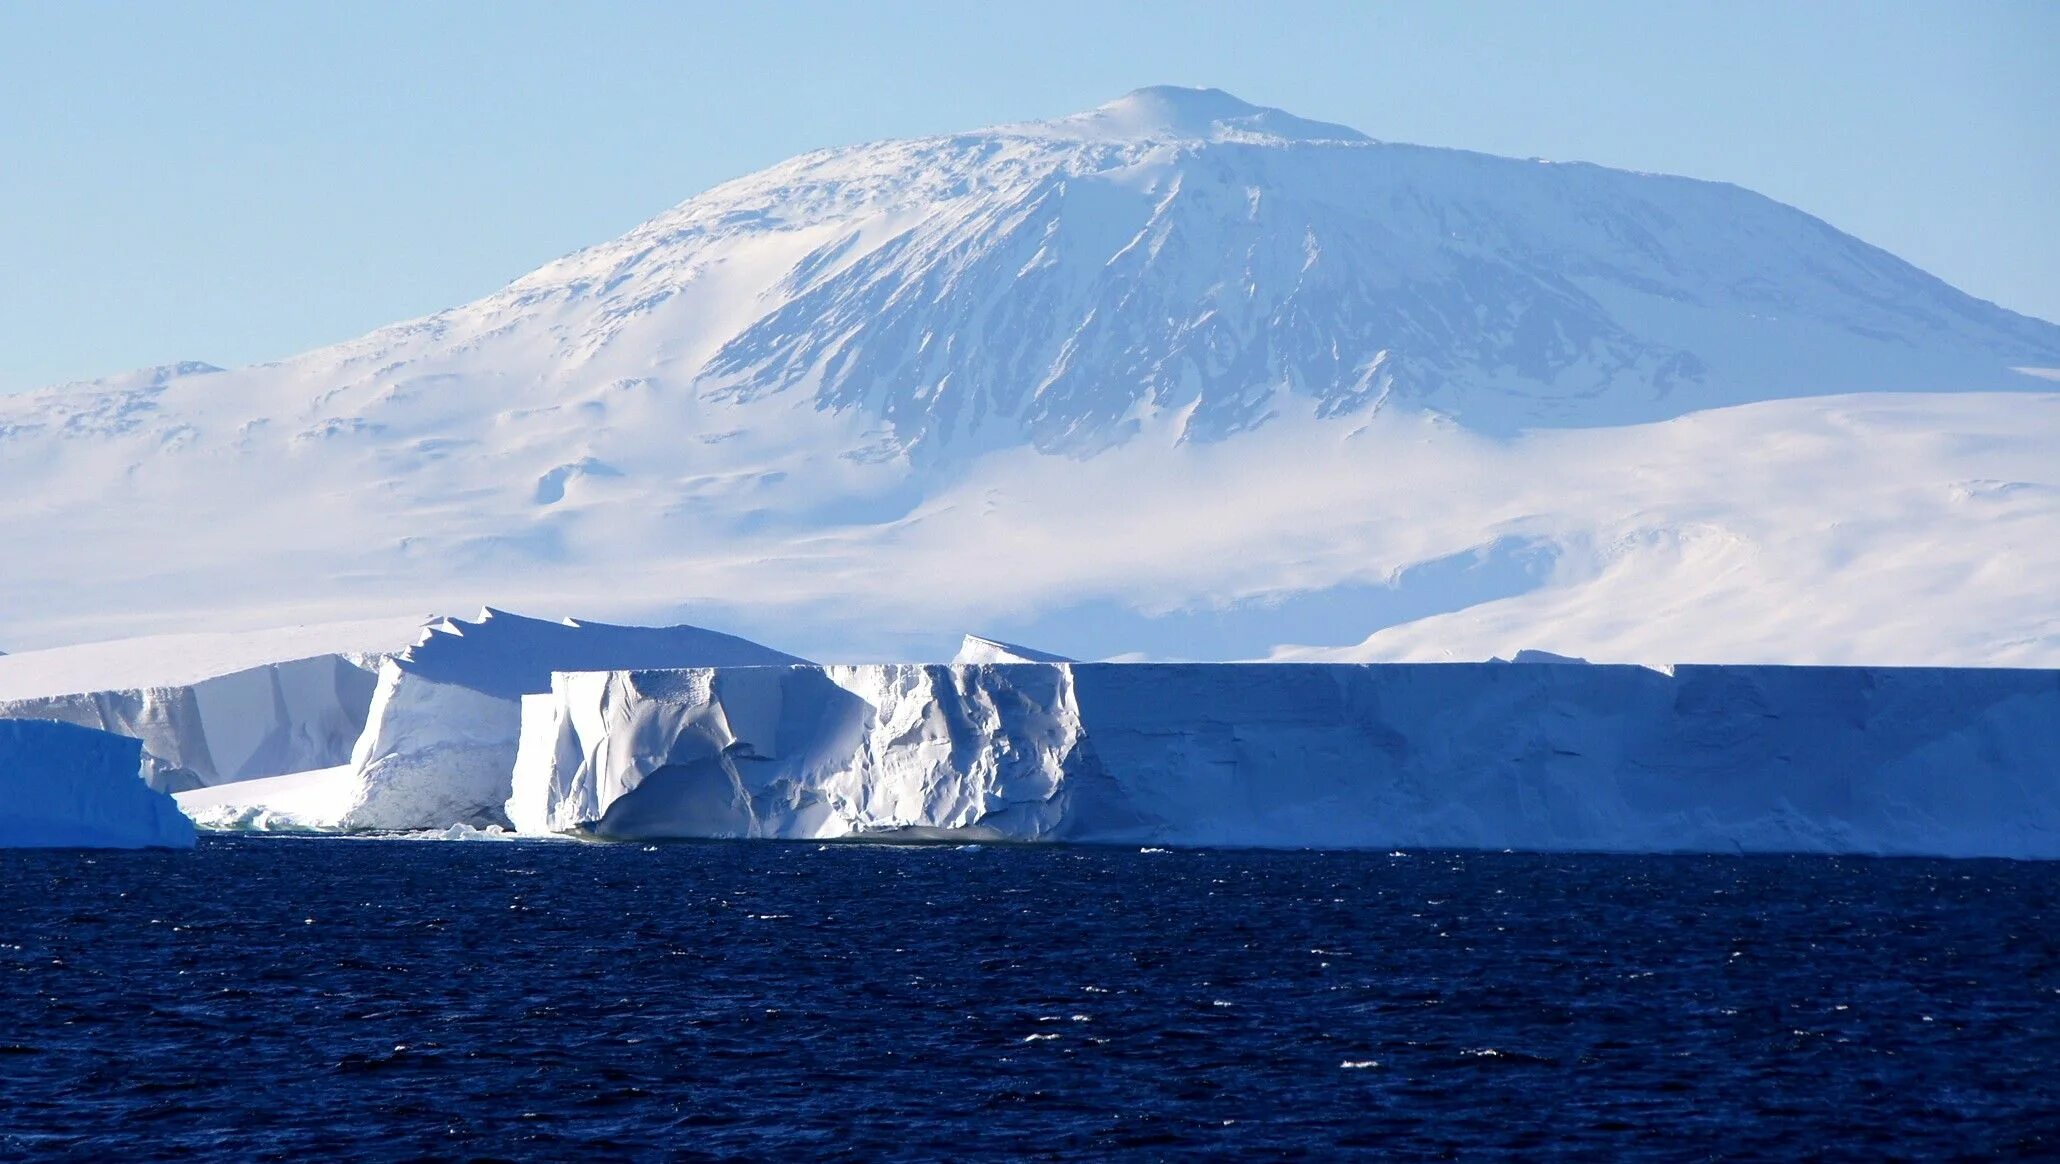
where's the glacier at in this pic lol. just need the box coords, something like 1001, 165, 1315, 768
508, 662, 2060, 858
0, 718, 197, 849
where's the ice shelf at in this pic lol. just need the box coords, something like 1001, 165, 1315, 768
507, 662, 2060, 858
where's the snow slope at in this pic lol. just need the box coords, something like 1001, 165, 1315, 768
173, 764, 357, 833
0, 718, 197, 849
509, 662, 2060, 858
1, 87, 2056, 663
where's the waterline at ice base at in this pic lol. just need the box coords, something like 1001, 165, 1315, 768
1, 610, 2050, 856
504, 660, 2060, 858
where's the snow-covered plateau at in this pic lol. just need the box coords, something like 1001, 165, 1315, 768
507, 662, 2060, 858
0, 87, 2054, 665
0, 718, 196, 849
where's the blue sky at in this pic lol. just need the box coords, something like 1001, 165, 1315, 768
2, 0, 2054, 392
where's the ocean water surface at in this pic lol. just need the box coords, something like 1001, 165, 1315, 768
2, 837, 2055, 1159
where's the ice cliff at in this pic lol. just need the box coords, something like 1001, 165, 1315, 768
509, 662, 2060, 858
0, 654, 382, 793
0, 718, 197, 848
338, 609, 807, 830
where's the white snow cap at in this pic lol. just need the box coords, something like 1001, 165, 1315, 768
953, 635, 1075, 665
1018, 86, 1372, 145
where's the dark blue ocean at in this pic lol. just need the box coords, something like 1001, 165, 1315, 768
2, 838, 2055, 1160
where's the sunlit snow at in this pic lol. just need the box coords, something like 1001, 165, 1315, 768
0, 89, 2052, 665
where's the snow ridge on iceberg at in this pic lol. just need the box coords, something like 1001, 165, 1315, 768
952, 635, 1075, 665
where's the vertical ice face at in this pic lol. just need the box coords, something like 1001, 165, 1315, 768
510, 661, 2060, 857
0, 718, 197, 849
506, 690, 577, 836
0, 655, 381, 792
338, 609, 808, 831
508, 664, 1104, 841
335, 660, 524, 831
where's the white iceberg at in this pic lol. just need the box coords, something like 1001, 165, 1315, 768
0, 656, 381, 793
0, 617, 423, 792
508, 661, 2060, 858
0, 718, 197, 849
335, 609, 806, 831
952, 635, 1075, 665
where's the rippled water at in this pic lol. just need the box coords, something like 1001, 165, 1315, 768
2, 838, 2055, 1159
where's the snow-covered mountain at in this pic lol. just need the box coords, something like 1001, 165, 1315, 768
3, 87, 2057, 663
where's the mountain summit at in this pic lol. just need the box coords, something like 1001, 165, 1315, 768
28, 87, 2054, 453
3, 90, 2057, 663
229, 84, 2051, 456
1016, 86, 1374, 144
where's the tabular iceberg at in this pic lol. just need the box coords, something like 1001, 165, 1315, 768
0, 718, 197, 849
0, 617, 425, 793
337, 609, 808, 830
0, 655, 381, 793
509, 662, 2060, 858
